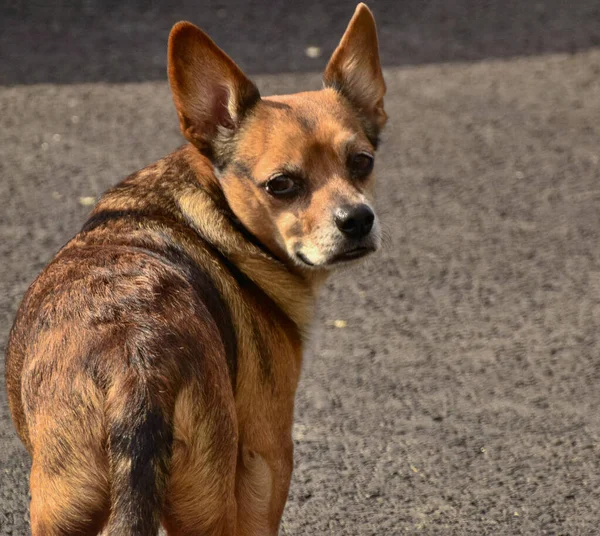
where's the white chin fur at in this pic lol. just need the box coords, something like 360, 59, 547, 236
292, 219, 381, 269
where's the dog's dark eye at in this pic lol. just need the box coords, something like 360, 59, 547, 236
265, 175, 299, 197
349, 153, 374, 177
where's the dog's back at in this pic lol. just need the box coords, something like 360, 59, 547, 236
6, 150, 243, 533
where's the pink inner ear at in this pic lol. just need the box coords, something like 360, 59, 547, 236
212, 85, 236, 130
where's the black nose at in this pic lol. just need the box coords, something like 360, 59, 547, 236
334, 204, 375, 238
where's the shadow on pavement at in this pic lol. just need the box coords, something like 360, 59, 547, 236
2, 0, 600, 85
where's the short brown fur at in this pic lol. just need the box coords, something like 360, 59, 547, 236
5, 4, 386, 535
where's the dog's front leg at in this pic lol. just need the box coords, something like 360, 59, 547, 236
235, 440, 293, 536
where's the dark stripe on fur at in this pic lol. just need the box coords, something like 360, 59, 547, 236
250, 317, 273, 383
297, 114, 316, 133
229, 215, 283, 263
81, 209, 155, 233
194, 239, 284, 384
106, 385, 171, 535
230, 160, 255, 182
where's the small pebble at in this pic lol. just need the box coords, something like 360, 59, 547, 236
78, 196, 96, 206
305, 46, 322, 59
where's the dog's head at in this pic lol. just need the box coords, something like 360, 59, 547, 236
168, 3, 386, 271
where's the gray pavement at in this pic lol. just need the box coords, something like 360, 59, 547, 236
2, 1, 600, 534
2, 0, 600, 84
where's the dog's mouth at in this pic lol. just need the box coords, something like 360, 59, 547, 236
296, 246, 375, 267
296, 252, 315, 266
329, 246, 374, 264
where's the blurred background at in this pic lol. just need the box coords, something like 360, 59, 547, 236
1, 1, 600, 534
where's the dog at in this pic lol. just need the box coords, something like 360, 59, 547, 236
5, 3, 386, 534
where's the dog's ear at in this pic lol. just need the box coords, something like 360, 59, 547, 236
324, 3, 387, 142
168, 22, 260, 158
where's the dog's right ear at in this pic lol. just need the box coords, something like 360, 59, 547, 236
168, 22, 260, 157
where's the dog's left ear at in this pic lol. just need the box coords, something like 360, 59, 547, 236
324, 3, 387, 142
168, 21, 260, 159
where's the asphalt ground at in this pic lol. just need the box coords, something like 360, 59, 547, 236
1, 1, 600, 534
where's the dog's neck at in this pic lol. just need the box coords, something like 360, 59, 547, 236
177, 145, 327, 333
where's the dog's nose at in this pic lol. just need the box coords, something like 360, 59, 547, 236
334, 204, 375, 238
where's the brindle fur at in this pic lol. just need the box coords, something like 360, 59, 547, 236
5, 4, 386, 535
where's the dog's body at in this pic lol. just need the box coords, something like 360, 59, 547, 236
5, 4, 386, 535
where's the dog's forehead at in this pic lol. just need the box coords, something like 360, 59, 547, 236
264, 88, 348, 115
238, 88, 368, 166
260, 89, 362, 140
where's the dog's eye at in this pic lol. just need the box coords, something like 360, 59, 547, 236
265, 175, 299, 197
350, 153, 374, 177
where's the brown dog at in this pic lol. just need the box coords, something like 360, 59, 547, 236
5, 4, 386, 535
